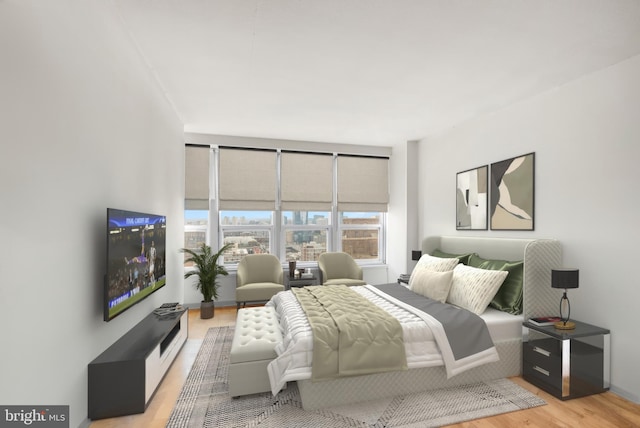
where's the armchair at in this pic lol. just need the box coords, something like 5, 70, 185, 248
317, 252, 366, 286
236, 254, 285, 310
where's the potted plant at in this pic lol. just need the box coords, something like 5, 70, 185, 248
182, 243, 233, 319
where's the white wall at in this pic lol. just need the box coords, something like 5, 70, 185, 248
386, 140, 408, 282
418, 54, 640, 403
0, 2, 184, 427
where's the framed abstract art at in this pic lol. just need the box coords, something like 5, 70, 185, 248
490, 152, 535, 231
456, 165, 488, 230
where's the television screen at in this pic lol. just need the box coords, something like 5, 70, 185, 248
105, 208, 167, 321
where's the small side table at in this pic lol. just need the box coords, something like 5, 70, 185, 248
287, 276, 319, 289
522, 319, 610, 400
397, 274, 410, 285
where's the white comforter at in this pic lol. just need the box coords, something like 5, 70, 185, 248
266, 285, 499, 395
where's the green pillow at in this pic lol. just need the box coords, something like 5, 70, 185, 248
468, 254, 524, 315
431, 249, 473, 265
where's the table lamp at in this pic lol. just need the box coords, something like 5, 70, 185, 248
551, 268, 579, 330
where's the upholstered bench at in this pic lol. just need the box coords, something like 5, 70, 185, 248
229, 306, 282, 397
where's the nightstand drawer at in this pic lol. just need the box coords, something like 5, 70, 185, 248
523, 339, 561, 373
287, 277, 319, 288
289, 279, 316, 287
523, 360, 562, 393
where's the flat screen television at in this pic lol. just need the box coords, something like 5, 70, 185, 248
105, 208, 167, 321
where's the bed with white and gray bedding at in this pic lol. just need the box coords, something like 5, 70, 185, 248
266, 236, 562, 410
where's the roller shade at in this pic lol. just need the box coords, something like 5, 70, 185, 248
219, 147, 277, 210
281, 152, 333, 211
337, 155, 389, 212
185, 145, 210, 210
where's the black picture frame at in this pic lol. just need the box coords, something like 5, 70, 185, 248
456, 165, 488, 230
490, 152, 535, 231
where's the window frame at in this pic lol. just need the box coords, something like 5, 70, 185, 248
219, 210, 275, 264
337, 211, 386, 265
281, 210, 332, 266
183, 209, 210, 265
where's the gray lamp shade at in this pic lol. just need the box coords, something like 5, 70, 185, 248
551, 269, 579, 289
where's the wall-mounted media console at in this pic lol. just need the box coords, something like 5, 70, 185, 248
88, 309, 188, 420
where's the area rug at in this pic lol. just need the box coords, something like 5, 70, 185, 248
166, 326, 545, 428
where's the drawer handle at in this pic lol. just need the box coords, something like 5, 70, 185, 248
533, 346, 551, 357
533, 365, 550, 377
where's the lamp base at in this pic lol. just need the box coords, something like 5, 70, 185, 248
554, 320, 576, 330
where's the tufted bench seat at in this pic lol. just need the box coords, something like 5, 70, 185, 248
229, 306, 283, 397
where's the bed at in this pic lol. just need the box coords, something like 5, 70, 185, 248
266, 236, 562, 410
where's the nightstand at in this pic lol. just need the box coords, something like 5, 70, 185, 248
397, 274, 410, 285
522, 319, 610, 400
287, 276, 318, 289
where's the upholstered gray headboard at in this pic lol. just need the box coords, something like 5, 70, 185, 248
421, 236, 563, 320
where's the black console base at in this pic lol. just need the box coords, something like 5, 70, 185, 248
88, 309, 188, 420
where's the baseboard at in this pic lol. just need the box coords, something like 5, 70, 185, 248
610, 384, 640, 404
184, 300, 236, 309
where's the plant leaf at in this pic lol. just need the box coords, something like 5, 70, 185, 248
181, 243, 233, 302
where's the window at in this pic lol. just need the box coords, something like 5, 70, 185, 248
184, 145, 389, 267
183, 145, 211, 266
339, 212, 384, 261
282, 211, 331, 262
220, 210, 273, 264
183, 209, 209, 266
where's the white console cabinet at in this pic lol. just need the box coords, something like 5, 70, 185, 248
88, 309, 188, 420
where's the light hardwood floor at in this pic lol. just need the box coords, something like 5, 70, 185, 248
89, 306, 640, 428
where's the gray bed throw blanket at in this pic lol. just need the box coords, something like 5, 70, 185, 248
370, 283, 499, 377
292, 284, 408, 381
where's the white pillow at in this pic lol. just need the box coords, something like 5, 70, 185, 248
415, 254, 459, 272
409, 268, 454, 303
447, 264, 508, 315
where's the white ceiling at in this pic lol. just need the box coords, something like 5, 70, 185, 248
114, 0, 640, 145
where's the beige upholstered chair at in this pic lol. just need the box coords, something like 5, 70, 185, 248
236, 254, 285, 309
317, 252, 366, 286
